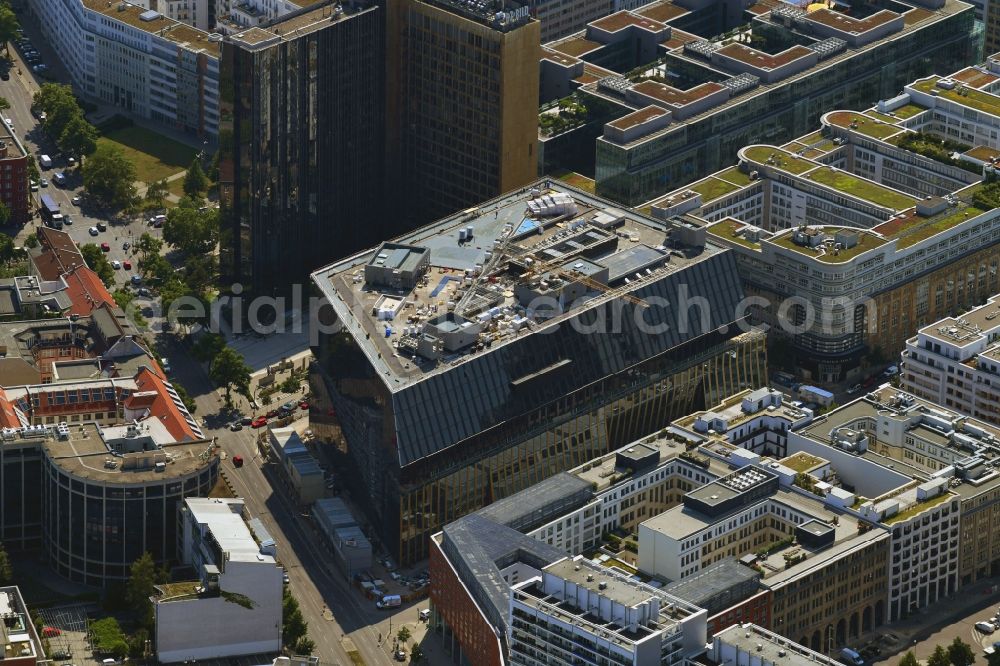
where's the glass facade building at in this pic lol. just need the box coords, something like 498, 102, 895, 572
41, 451, 219, 586
0, 441, 43, 550
218, 4, 386, 296
314, 243, 768, 563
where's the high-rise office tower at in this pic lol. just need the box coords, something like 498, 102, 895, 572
218, 3, 385, 296
388, 0, 541, 224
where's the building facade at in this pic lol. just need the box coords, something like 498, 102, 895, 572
0, 133, 29, 226
155, 498, 283, 662
312, 179, 769, 563
30, 0, 220, 138
538, 0, 977, 207
218, 3, 385, 296
389, 0, 541, 224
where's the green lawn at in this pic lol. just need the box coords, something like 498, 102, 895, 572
771, 228, 887, 263
743, 146, 816, 174
98, 126, 197, 184
912, 78, 1000, 118
551, 168, 596, 194
806, 168, 916, 211
891, 103, 928, 120
718, 166, 753, 186
883, 492, 952, 524
689, 177, 740, 203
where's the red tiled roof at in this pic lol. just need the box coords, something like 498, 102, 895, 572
64, 266, 115, 316
123, 390, 158, 410
133, 367, 200, 442
0, 389, 22, 428
32, 228, 85, 281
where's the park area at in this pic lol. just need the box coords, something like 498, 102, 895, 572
97, 125, 197, 184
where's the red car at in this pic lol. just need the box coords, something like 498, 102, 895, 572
266, 409, 279, 419
123, 260, 132, 270
299, 401, 309, 410
232, 455, 244, 467
100, 242, 110, 252
251, 416, 268, 428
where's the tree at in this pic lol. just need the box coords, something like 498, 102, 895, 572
0, 543, 12, 585
0, 98, 9, 113
0, 201, 10, 228
293, 636, 315, 655
23, 233, 38, 249
192, 332, 225, 362
396, 626, 411, 645
127, 628, 149, 659
0, 5, 18, 57
163, 205, 218, 256
81, 143, 138, 211
183, 158, 208, 198
125, 552, 157, 631
25, 155, 38, 183
928, 646, 950, 666
209, 346, 251, 405
410, 643, 424, 663
144, 179, 169, 209
58, 114, 99, 162
282, 588, 308, 648
136, 232, 163, 261
948, 638, 975, 666
0, 232, 13, 264
80, 243, 115, 287
899, 652, 919, 666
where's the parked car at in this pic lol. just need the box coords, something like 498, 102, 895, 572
131, 275, 141, 285
71, 195, 81, 205
29, 181, 37, 192
229, 421, 243, 431
281, 401, 296, 413
88, 226, 99, 236
232, 455, 244, 468
100, 242, 110, 252
39, 178, 47, 187
111, 260, 121, 270
299, 400, 309, 410
977, 621, 996, 634
251, 416, 268, 428
123, 260, 132, 270
96, 221, 107, 231
848, 384, 862, 393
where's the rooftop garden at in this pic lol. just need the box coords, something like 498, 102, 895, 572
551, 168, 596, 194
707, 218, 761, 249
782, 452, 825, 473
770, 228, 887, 262
806, 167, 917, 210
883, 491, 952, 524
155, 581, 201, 600
865, 111, 899, 123
539, 95, 590, 137
744, 146, 816, 175
912, 78, 1000, 118
893, 131, 980, 174
891, 103, 929, 119
827, 112, 902, 140
689, 176, 742, 202
718, 166, 753, 186
895, 203, 987, 249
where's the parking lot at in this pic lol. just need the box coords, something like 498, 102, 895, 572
35, 604, 95, 666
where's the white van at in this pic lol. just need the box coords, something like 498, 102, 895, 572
840, 648, 864, 666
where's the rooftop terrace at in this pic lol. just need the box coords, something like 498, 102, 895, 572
82, 0, 222, 56
910, 76, 1000, 118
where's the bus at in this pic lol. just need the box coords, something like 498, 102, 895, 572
39, 194, 63, 229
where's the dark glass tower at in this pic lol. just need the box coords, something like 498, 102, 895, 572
219, 3, 386, 296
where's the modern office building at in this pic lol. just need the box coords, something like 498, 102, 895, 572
509, 555, 708, 666
538, 0, 977, 206
312, 179, 769, 563
29, 0, 220, 138
0, 365, 212, 575
218, 2, 385, 296
708, 624, 842, 666
901, 294, 1000, 426
132, 0, 212, 29
646, 64, 1000, 382
155, 498, 283, 662
388, 0, 541, 224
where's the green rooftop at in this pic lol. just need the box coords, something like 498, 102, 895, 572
912, 78, 1000, 118
883, 492, 952, 524
781, 452, 826, 473
718, 166, 753, 186
689, 176, 741, 203
551, 168, 595, 194
891, 103, 929, 119
826, 111, 902, 140
707, 218, 761, 249
155, 581, 201, 601
895, 204, 987, 249
744, 146, 816, 175
806, 167, 917, 210
769, 227, 887, 263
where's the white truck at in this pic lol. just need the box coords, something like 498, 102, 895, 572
39, 154, 52, 169
376, 594, 401, 610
